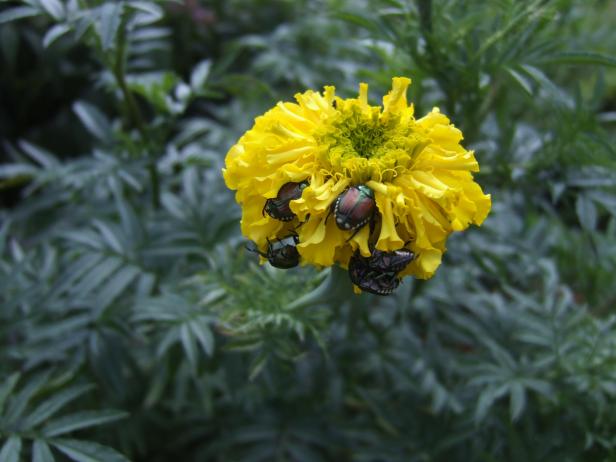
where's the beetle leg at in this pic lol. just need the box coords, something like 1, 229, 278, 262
324, 206, 333, 224
294, 213, 310, 230
370, 212, 379, 235
345, 223, 366, 242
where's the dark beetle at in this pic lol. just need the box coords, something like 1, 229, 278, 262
367, 248, 415, 273
263, 181, 308, 221
333, 185, 376, 232
347, 247, 415, 295
247, 235, 300, 269
348, 253, 400, 296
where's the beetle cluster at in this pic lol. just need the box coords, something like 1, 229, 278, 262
333, 185, 415, 295
348, 248, 415, 295
247, 181, 415, 295
247, 180, 307, 269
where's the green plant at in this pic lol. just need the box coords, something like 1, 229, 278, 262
1, 0, 615, 460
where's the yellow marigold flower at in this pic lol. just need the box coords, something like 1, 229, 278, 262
223, 77, 491, 281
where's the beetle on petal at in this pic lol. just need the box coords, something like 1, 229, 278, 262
246, 235, 300, 269
367, 248, 415, 273
333, 185, 376, 232
348, 253, 400, 296
263, 181, 309, 222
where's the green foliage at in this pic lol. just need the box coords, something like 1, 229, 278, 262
1, 0, 615, 460
0, 371, 128, 461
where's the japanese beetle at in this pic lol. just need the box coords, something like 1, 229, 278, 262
333, 185, 376, 232
247, 234, 300, 269
348, 253, 400, 296
367, 248, 415, 273
263, 181, 309, 222
347, 247, 415, 295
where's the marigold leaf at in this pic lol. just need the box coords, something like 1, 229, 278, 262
22, 384, 94, 429
0, 6, 39, 24
509, 382, 526, 421
43, 24, 72, 48
0, 373, 21, 415
97, 2, 123, 51
32, 440, 56, 462
0, 436, 22, 462
576, 194, 598, 231
50, 439, 129, 462
42, 410, 129, 437
538, 51, 616, 67
39, 0, 65, 20
72, 101, 112, 142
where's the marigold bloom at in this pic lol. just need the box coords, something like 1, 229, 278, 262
223, 77, 491, 281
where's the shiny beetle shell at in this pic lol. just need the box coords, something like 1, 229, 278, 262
265, 235, 300, 269
333, 185, 376, 231
264, 181, 308, 221
368, 248, 415, 273
348, 253, 400, 296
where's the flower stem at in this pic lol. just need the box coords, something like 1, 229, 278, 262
112, 10, 160, 209
417, 0, 432, 34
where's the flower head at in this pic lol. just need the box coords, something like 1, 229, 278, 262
223, 77, 491, 286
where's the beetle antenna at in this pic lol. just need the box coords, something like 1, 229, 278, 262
245, 242, 267, 258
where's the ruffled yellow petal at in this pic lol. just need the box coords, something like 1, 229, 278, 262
414, 248, 443, 279
382, 77, 412, 117
297, 217, 347, 267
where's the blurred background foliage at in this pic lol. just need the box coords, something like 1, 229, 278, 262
1, 0, 615, 460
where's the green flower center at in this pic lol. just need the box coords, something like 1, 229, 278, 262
318, 107, 390, 160
314, 104, 428, 182
342, 114, 386, 159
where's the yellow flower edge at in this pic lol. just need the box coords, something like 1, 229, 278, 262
223, 77, 491, 279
